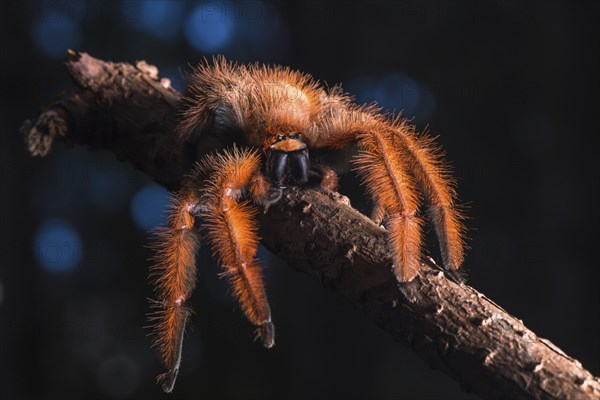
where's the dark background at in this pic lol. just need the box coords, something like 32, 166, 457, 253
1, 1, 599, 399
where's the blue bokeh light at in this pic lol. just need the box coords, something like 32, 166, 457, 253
346, 73, 437, 125
34, 219, 83, 273
121, 0, 185, 39
182, 1, 289, 60
86, 163, 135, 213
232, 1, 289, 59
31, 14, 82, 58
348, 74, 421, 115
130, 183, 170, 232
184, 2, 236, 52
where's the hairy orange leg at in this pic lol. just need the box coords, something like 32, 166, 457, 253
149, 147, 276, 393
313, 101, 465, 281
371, 203, 387, 226
316, 121, 424, 280
352, 127, 424, 281
250, 172, 283, 208
199, 147, 274, 347
149, 190, 202, 393
313, 165, 339, 191
391, 121, 466, 271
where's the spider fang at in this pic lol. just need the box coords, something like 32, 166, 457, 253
266, 147, 309, 187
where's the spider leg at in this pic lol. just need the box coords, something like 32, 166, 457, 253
200, 147, 274, 347
310, 104, 424, 281
250, 171, 283, 209
391, 120, 466, 271
149, 147, 276, 393
352, 127, 424, 281
310, 95, 465, 280
312, 165, 339, 191
371, 203, 387, 226
149, 189, 202, 393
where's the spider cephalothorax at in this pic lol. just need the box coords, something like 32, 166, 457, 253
150, 57, 466, 392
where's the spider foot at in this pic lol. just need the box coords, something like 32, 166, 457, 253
396, 274, 424, 304
263, 187, 283, 207
157, 367, 179, 393
255, 187, 282, 213
424, 256, 467, 284
441, 264, 467, 284
256, 320, 275, 348
251, 172, 283, 210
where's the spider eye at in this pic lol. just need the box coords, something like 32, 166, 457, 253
291, 133, 301, 139
277, 135, 285, 141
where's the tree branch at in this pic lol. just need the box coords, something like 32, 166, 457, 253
21, 52, 600, 400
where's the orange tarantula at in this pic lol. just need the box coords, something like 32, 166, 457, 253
150, 57, 466, 392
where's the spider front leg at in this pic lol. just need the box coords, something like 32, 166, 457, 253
149, 147, 275, 393
149, 189, 202, 393
199, 147, 275, 346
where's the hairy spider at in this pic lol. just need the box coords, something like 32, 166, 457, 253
150, 57, 466, 392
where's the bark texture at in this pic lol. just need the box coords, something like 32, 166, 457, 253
22, 52, 600, 400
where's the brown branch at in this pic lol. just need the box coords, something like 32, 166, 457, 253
21, 52, 600, 400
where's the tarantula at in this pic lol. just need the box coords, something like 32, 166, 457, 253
150, 57, 466, 392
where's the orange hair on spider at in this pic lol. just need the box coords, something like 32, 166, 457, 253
249, 173, 272, 204
198, 146, 273, 343
247, 61, 321, 136
392, 118, 466, 271
354, 125, 424, 281
176, 56, 248, 142
310, 91, 384, 149
148, 190, 200, 391
178, 56, 325, 147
